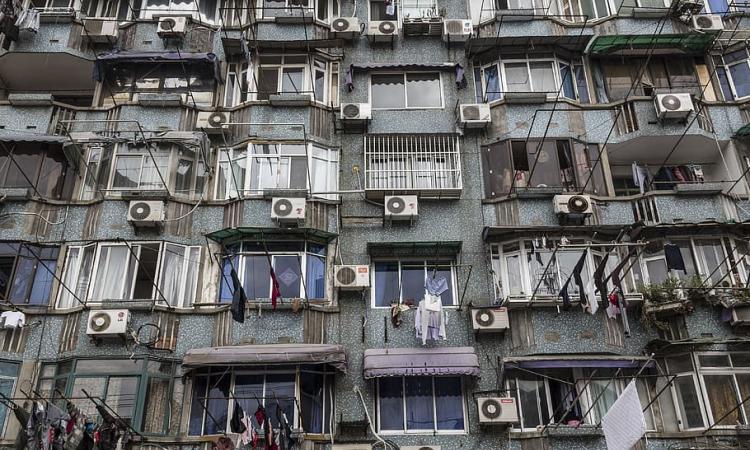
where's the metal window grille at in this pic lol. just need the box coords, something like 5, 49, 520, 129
154, 312, 180, 351
59, 311, 81, 353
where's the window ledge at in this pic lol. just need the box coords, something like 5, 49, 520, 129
510, 424, 603, 438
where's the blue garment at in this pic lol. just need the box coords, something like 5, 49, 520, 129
425, 275, 448, 296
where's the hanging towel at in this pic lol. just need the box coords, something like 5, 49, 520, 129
455, 64, 467, 89
631, 162, 649, 194
230, 267, 247, 323
571, 249, 588, 309
664, 243, 686, 273
601, 381, 646, 450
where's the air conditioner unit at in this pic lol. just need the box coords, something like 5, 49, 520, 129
477, 397, 518, 425
330, 17, 361, 38
384, 195, 418, 221
0, 311, 25, 329
81, 18, 118, 43
471, 307, 509, 332
553, 194, 593, 215
691, 14, 723, 31
654, 93, 694, 120
368, 20, 397, 42
442, 19, 471, 42
157, 16, 187, 38
196, 111, 229, 133
401, 447, 442, 450
86, 310, 131, 337
459, 103, 491, 128
127, 200, 165, 227
341, 103, 371, 121
731, 306, 750, 326
271, 197, 306, 223
334, 265, 370, 289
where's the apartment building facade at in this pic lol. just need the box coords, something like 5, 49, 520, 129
1, 0, 750, 447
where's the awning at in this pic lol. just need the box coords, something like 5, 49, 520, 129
0, 133, 69, 144
183, 343, 347, 372
483, 225, 625, 242
736, 123, 750, 137
588, 33, 716, 55
93, 51, 221, 82
503, 355, 655, 370
363, 347, 480, 378
351, 62, 457, 71
206, 226, 338, 245
467, 35, 593, 58
367, 241, 462, 258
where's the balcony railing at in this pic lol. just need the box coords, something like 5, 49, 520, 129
364, 134, 462, 199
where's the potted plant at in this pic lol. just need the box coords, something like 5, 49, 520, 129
640, 276, 693, 319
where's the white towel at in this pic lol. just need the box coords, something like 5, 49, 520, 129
602, 381, 646, 450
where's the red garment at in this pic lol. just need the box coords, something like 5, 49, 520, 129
270, 269, 281, 310
254, 405, 266, 427
608, 293, 618, 306
251, 427, 259, 450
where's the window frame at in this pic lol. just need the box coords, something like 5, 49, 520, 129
375, 376, 467, 434
0, 244, 60, 306
368, 72, 444, 110
214, 143, 340, 200
56, 241, 202, 309
370, 259, 459, 308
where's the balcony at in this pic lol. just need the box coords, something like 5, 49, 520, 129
363, 134, 463, 199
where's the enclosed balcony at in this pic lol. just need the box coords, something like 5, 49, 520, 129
363, 134, 462, 199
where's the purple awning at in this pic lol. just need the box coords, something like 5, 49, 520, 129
363, 347, 480, 379
504, 355, 655, 370
183, 343, 347, 372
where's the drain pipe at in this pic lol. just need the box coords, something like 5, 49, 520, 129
353, 385, 393, 450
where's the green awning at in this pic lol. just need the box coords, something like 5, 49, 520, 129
736, 123, 750, 137
588, 33, 716, 55
205, 227, 337, 245
367, 241, 462, 258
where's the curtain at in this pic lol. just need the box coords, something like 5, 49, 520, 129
374, 263, 399, 307
378, 378, 404, 431
704, 375, 741, 426
300, 371, 324, 433
434, 377, 464, 430
160, 244, 182, 306
405, 377, 434, 430
306, 255, 325, 299
142, 377, 170, 433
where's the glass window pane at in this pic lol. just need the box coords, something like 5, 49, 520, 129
704, 374, 741, 426
371, 74, 406, 109
406, 73, 441, 108
281, 68, 305, 93
574, 65, 590, 103
142, 377, 170, 433
374, 262, 399, 307
314, 69, 326, 102
505, 253, 523, 295
300, 371, 325, 433
274, 255, 301, 298
518, 379, 547, 428
29, 259, 56, 305
244, 255, 271, 300
106, 376, 139, 423
675, 376, 704, 429
529, 62, 556, 92
698, 354, 731, 367
204, 373, 229, 434
401, 264, 425, 304
266, 374, 296, 428
504, 63, 531, 92
560, 63, 575, 99
434, 377, 464, 430
8, 256, 33, 303
405, 377, 434, 430
379, 378, 404, 431
730, 62, 750, 98
234, 374, 264, 419
189, 376, 207, 435
257, 68, 279, 100
71, 377, 106, 417
484, 65, 502, 101
112, 156, 141, 189
306, 254, 326, 299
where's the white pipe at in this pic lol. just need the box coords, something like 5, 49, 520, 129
353, 385, 393, 450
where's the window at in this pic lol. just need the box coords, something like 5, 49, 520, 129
219, 242, 327, 303
40, 359, 176, 434
491, 240, 602, 301
717, 49, 750, 100
364, 134, 461, 194
0, 244, 59, 306
508, 369, 656, 431
102, 63, 216, 107
372, 260, 456, 308
370, 73, 443, 109
598, 57, 700, 101
260, 0, 338, 19
80, 0, 130, 19
481, 139, 605, 198
188, 366, 335, 436
0, 361, 18, 436
693, 353, 750, 428
666, 356, 705, 429
377, 376, 465, 433
57, 242, 201, 309
0, 143, 75, 200
111, 142, 170, 191
401, 0, 437, 17
215, 143, 339, 200
474, 56, 590, 102
370, 0, 398, 20
634, 238, 731, 288
247, 55, 337, 105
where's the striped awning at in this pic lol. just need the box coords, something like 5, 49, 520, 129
363, 347, 480, 379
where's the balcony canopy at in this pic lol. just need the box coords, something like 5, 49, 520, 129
183, 343, 347, 372
588, 33, 716, 56
363, 347, 480, 379
367, 241, 462, 258
93, 51, 221, 82
206, 226, 338, 245
0, 133, 69, 144
503, 355, 656, 370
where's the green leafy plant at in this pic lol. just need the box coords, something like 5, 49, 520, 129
639, 276, 682, 304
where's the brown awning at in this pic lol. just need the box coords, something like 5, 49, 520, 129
183, 343, 347, 372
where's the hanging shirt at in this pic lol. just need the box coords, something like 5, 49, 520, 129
425, 275, 449, 297
415, 292, 446, 345
631, 163, 650, 194
1, 311, 25, 328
